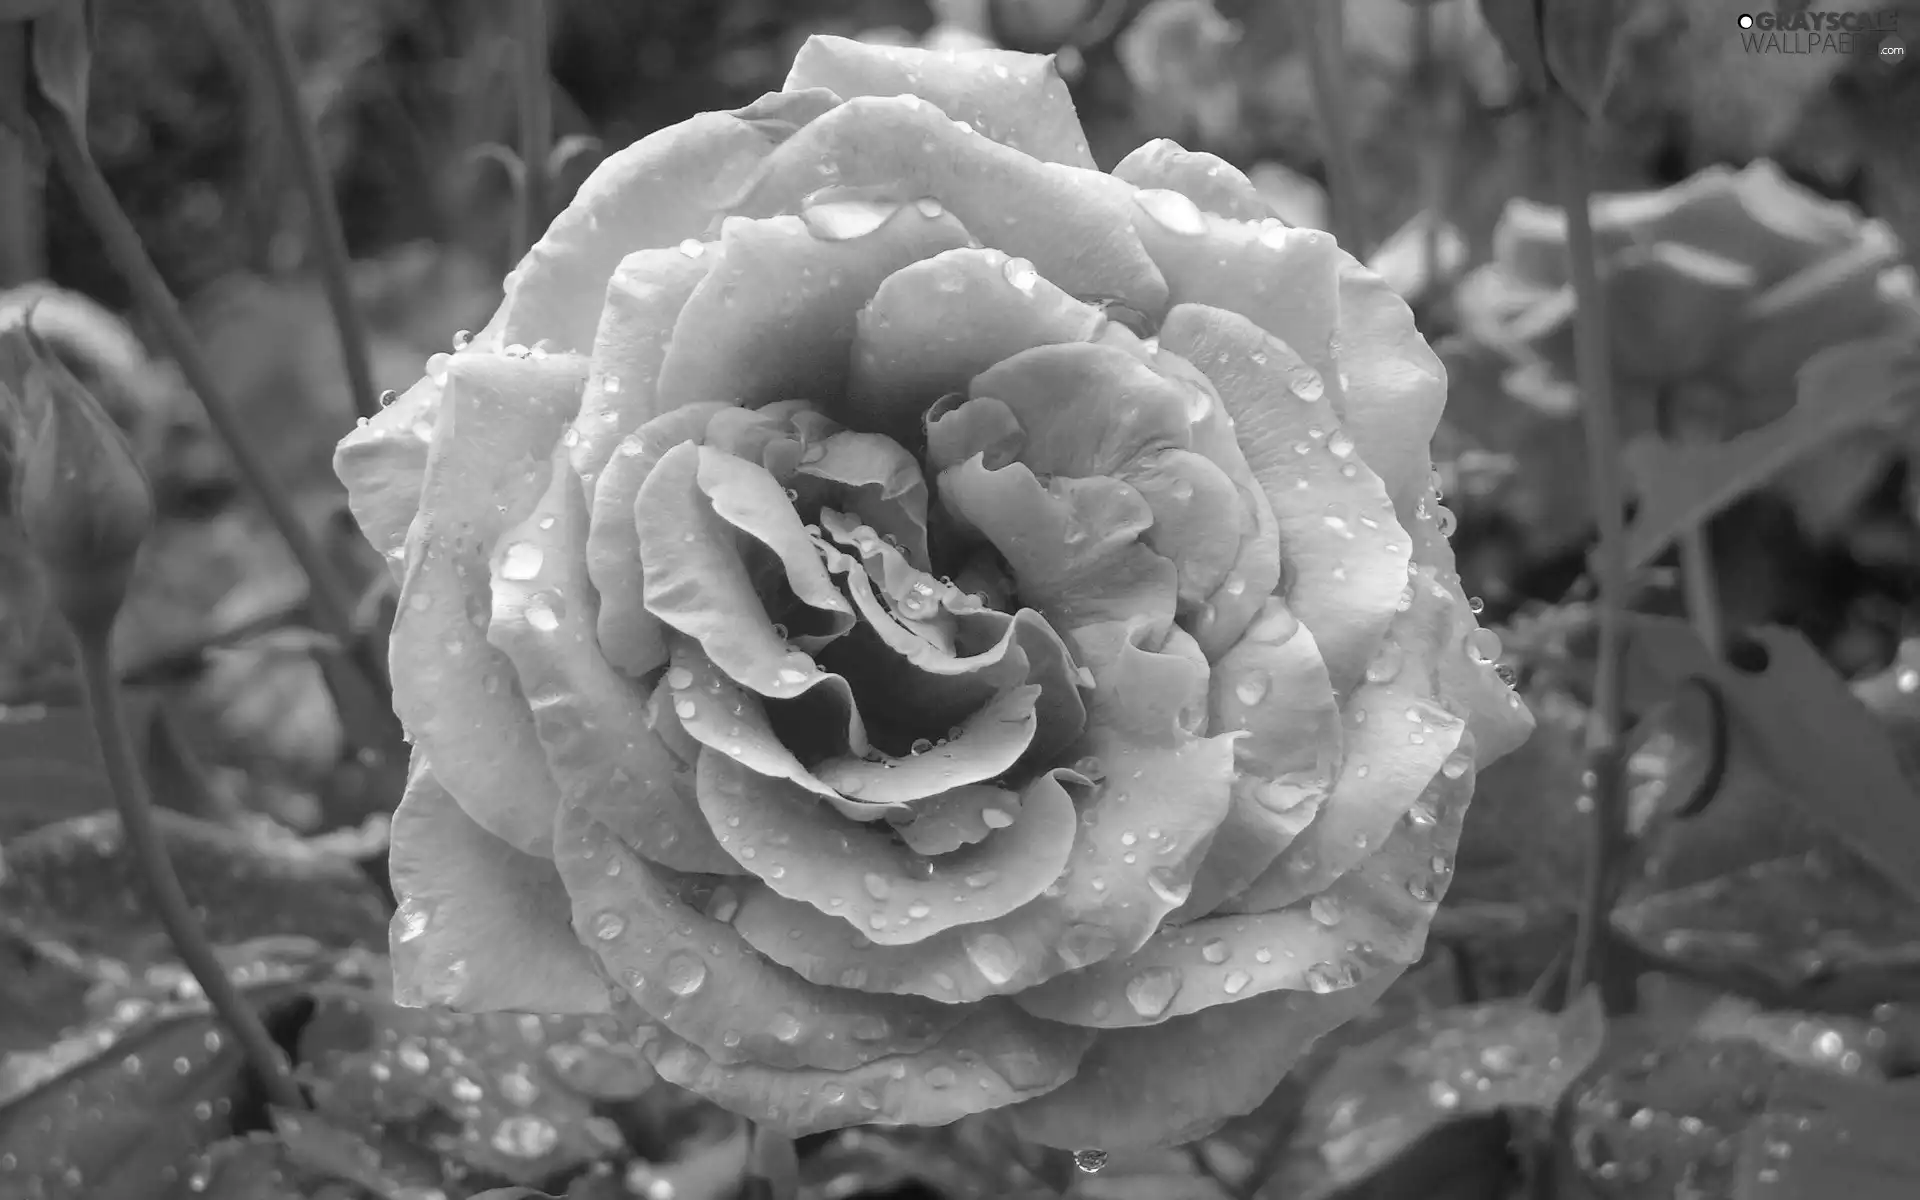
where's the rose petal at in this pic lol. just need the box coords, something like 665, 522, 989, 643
1329, 255, 1450, 526
696, 752, 1077, 944
893, 784, 1025, 855
810, 684, 1041, 805
496, 88, 842, 352
728, 97, 1168, 321
1160, 303, 1410, 693
650, 205, 972, 414
785, 35, 1096, 169
388, 756, 609, 1014
1014, 739, 1472, 1026
638, 442, 856, 698
554, 799, 969, 1070
846, 247, 1108, 442
334, 373, 442, 577
587, 403, 731, 677
488, 446, 742, 875
796, 429, 932, 570
565, 246, 713, 483
1111, 139, 1276, 221
1175, 597, 1341, 918
1223, 569, 1468, 914
390, 350, 589, 854
643, 1000, 1092, 1136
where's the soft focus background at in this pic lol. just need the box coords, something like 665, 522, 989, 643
4, 0, 1920, 1197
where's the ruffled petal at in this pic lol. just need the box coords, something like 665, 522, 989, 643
1329, 255, 1450, 527
785, 35, 1096, 169
565, 246, 713, 483
334, 374, 442, 577
1160, 303, 1410, 693
495, 88, 842, 352
389, 350, 589, 854
586, 403, 730, 677
893, 784, 1024, 855
554, 798, 971, 1070
728, 97, 1168, 321
847, 247, 1108, 442
488, 446, 742, 875
651, 204, 972, 414
1110, 139, 1276, 221
644, 1000, 1092, 1136
388, 757, 609, 1014
696, 753, 1078, 944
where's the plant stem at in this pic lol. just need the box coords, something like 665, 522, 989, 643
1676, 530, 1723, 657
73, 626, 308, 1112
1551, 94, 1632, 1013
235, 0, 381, 423
33, 96, 386, 696
511, 0, 551, 263
1296, 0, 1369, 257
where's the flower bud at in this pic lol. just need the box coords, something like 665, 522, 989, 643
0, 313, 155, 635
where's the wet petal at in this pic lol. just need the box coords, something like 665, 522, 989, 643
334, 374, 442, 576
1331, 256, 1450, 526
645, 1000, 1091, 1136
1160, 303, 1409, 692
938, 458, 1178, 644
796, 429, 932, 570
1111, 139, 1276, 221
728, 97, 1168, 321
893, 784, 1025, 855
785, 35, 1096, 168
586, 402, 729, 678
554, 799, 968, 1070
388, 757, 609, 1014
810, 684, 1040, 805
651, 205, 971, 413
638, 442, 855, 698
846, 247, 1108, 441
496, 88, 842, 352
390, 350, 590, 854
1176, 598, 1341, 918
565, 247, 712, 482
696, 752, 1077, 944
488, 447, 742, 876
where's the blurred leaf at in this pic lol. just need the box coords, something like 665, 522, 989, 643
1540, 0, 1631, 120
1730, 1070, 1920, 1198
744, 1123, 798, 1200
1693, 995, 1899, 1080
1613, 849, 1920, 1001
25, 0, 91, 140
186, 1133, 311, 1200
269, 1104, 445, 1199
0, 697, 165, 838
1260, 990, 1606, 1198
297, 972, 644, 1187
0, 808, 388, 965
0, 927, 93, 1054
1621, 619, 1920, 906
1624, 335, 1920, 570
1476, 0, 1549, 94
0, 979, 309, 1200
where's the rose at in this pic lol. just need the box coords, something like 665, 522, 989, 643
1449, 160, 1920, 545
336, 35, 1534, 1149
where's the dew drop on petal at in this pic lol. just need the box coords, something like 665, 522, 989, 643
1365, 643, 1403, 684
1305, 961, 1343, 993
1441, 751, 1471, 780
667, 666, 694, 690
965, 932, 1019, 985
1147, 867, 1190, 906
498, 542, 543, 581
1133, 188, 1208, 235
1003, 257, 1040, 294
1124, 966, 1181, 1017
981, 807, 1013, 829
771, 1011, 804, 1043
1222, 969, 1252, 995
396, 901, 430, 943
1074, 1149, 1109, 1174
491, 1114, 559, 1159
1200, 938, 1230, 964
664, 952, 708, 996
524, 596, 559, 633
1309, 896, 1341, 926
1327, 429, 1355, 458
592, 911, 625, 941
677, 238, 705, 258
863, 873, 891, 899
1466, 627, 1504, 664
1234, 671, 1270, 706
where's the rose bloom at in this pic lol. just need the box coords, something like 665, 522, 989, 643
336, 36, 1533, 1149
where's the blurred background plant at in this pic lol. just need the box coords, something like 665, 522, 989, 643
3, 0, 1920, 1197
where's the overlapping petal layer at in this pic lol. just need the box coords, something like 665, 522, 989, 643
344, 34, 1534, 1150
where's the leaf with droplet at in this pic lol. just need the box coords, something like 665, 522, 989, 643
1623, 336, 1920, 571
0, 808, 388, 967
1730, 1069, 1920, 1200
1621, 617, 1920, 907
0, 981, 310, 1200
269, 1105, 445, 1199
1259, 990, 1605, 1198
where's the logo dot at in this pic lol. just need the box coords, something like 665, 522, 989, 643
1882, 34, 1908, 66
1737, 12, 1754, 28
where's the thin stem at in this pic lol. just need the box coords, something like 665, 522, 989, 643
235, 0, 381, 423
1551, 95, 1632, 1012
511, 0, 552, 262
34, 97, 386, 695
1296, 0, 1369, 257
73, 626, 308, 1112
1655, 391, 1726, 657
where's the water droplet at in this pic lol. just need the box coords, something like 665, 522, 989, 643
1467, 595, 1485, 614
1222, 969, 1252, 995
524, 595, 560, 632
1147, 867, 1190, 906
1074, 1148, 1109, 1174
499, 542, 543, 581
492, 1113, 559, 1159
1467, 627, 1503, 665
1134, 188, 1208, 235
1327, 430, 1355, 458
396, 901, 430, 942
1003, 257, 1039, 294
1125, 966, 1181, 1017
592, 911, 625, 940
965, 869, 999, 888
910, 737, 933, 755
678, 238, 705, 257
863, 873, 891, 899
776, 665, 809, 686
1201, 938, 1230, 964
1309, 896, 1341, 926
966, 932, 1019, 985
1436, 505, 1458, 537
981, 807, 1013, 829
378, 389, 398, 407
907, 901, 931, 919
1073, 756, 1106, 782
499, 1065, 539, 1106
451, 1075, 484, 1103
667, 666, 694, 689
1428, 1080, 1461, 1110
1305, 961, 1344, 993
1234, 671, 1271, 706
1169, 478, 1196, 502
1441, 751, 1471, 780
1249, 605, 1299, 643
926, 1064, 956, 1087
1365, 643, 1403, 684
771, 1011, 804, 1043
664, 952, 708, 996
396, 1039, 431, 1073
426, 352, 451, 384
